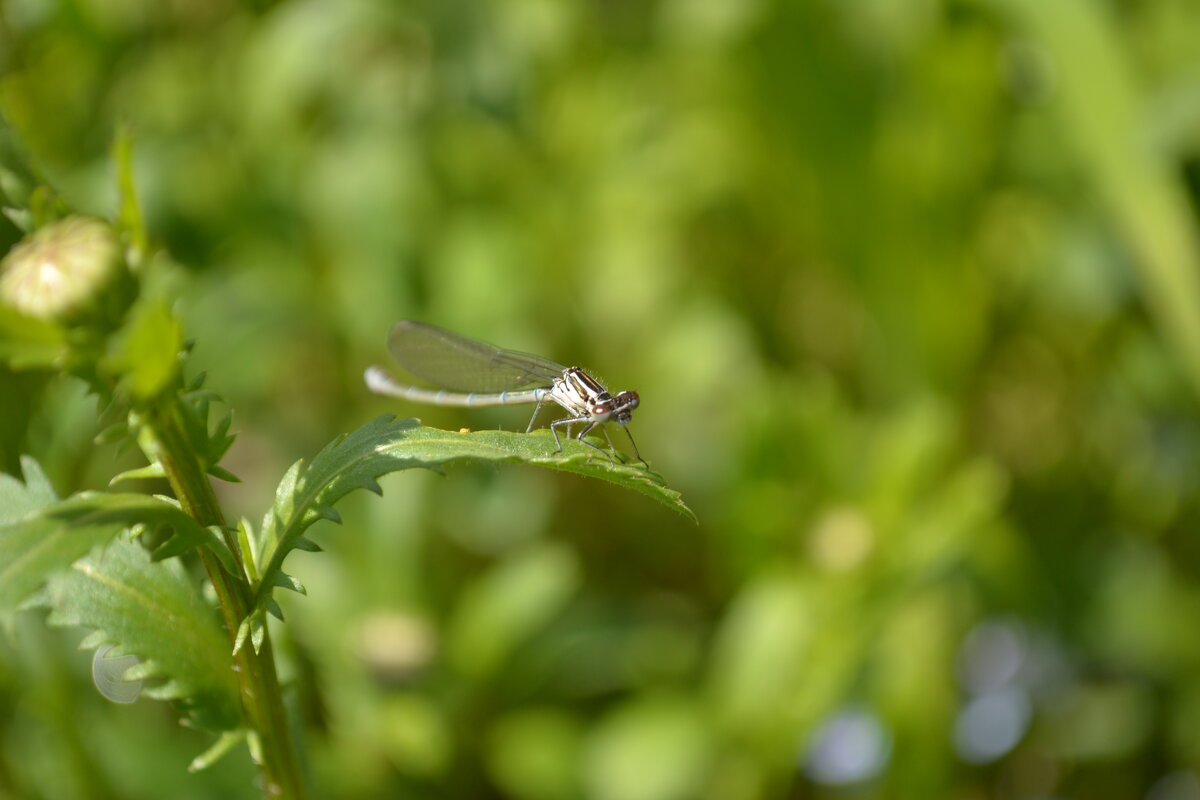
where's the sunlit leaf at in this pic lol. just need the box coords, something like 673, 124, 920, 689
0, 454, 57, 524
0, 490, 233, 611
0, 516, 114, 613
30, 537, 240, 731
244, 415, 693, 651
189, 729, 247, 772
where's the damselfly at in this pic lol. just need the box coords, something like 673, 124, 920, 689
365, 321, 643, 464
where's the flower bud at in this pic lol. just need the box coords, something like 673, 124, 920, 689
0, 216, 126, 322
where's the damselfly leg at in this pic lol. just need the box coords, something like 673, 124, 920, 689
525, 392, 549, 434
550, 415, 615, 463
622, 426, 646, 467
548, 411, 645, 467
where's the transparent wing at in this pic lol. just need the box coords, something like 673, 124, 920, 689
386, 321, 565, 392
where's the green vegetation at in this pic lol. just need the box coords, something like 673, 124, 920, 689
3, 1, 1200, 798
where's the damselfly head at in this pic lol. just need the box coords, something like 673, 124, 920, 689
614, 390, 639, 423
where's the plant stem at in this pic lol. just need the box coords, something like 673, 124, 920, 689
146, 397, 307, 799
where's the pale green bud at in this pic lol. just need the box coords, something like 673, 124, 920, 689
0, 216, 125, 322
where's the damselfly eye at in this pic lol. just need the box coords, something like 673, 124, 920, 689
617, 390, 639, 410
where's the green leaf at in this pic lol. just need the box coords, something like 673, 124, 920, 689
995, 0, 1200, 399
2, 207, 33, 232
112, 126, 149, 266
0, 305, 68, 369
0, 503, 114, 613
0, 165, 32, 207
176, 390, 238, 481
236, 517, 259, 582
207, 463, 241, 483
0, 455, 58, 524
104, 296, 182, 401
245, 415, 693, 651
31, 537, 241, 732
448, 542, 580, 677
109, 462, 167, 486
707, 571, 812, 737
0, 491, 234, 611
189, 729, 247, 772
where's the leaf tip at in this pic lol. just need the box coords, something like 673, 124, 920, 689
265, 596, 286, 620
207, 464, 241, 483
232, 617, 252, 656
315, 505, 342, 525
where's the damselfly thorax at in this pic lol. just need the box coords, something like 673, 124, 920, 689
365, 321, 643, 464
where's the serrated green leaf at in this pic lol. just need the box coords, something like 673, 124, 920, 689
33, 537, 240, 731
0, 491, 234, 610
0, 455, 58, 524
249, 416, 694, 631
171, 389, 239, 481
1, 519, 115, 613
62, 492, 234, 573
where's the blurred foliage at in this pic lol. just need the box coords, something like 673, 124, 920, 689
4, 0, 1200, 798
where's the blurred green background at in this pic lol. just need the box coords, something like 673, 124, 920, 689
5, 0, 1200, 797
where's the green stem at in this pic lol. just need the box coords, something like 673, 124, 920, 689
146, 398, 307, 799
